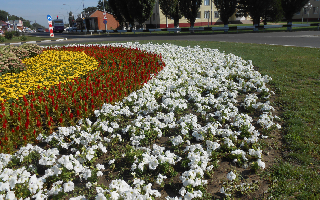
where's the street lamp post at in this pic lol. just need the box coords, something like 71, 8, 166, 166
304, 1, 312, 24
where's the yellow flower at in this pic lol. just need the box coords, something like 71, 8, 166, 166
0, 50, 99, 103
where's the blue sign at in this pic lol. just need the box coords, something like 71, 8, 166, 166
47, 15, 52, 21
103, 20, 107, 24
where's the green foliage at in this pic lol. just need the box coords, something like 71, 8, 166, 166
14, 31, 20, 37
108, 0, 155, 27
213, 0, 237, 25
281, 0, 309, 23
20, 35, 27, 41
237, 0, 276, 25
0, 35, 5, 42
4, 31, 14, 40
179, 0, 203, 27
159, 0, 182, 27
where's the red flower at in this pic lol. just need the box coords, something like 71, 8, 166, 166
59, 118, 63, 123
9, 109, 13, 116
25, 119, 30, 129
16, 126, 20, 131
23, 135, 27, 141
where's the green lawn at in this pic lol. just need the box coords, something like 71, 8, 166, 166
42, 40, 320, 198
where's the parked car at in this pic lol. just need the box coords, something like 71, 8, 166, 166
37, 28, 44, 32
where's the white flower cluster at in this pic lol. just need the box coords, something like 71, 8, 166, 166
0, 42, 281, 199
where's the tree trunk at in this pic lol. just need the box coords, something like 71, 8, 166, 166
287, 21, 292, 31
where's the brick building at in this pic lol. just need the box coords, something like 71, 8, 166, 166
88, 10, 119, 30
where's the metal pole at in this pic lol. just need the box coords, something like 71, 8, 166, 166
208, 11, 209, 27
211, 1, 212, 25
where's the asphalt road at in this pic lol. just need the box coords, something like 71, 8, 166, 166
30, 31, 320, 48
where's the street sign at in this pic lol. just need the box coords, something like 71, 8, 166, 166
103, 20, 107, 24
50, 33, 54, 37
47, 15, 52, 21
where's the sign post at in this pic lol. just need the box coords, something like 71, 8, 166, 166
47, 15, 54, 37
103, 12, 107, 30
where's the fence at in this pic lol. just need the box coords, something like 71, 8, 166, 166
69, 23, 320, 34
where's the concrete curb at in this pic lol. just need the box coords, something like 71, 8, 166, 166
0, 38, 68, 46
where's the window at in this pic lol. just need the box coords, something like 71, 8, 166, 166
204, 11, 210, 19
204, 0, 210, 6
214, 11, 219, 18
196, 11, 201, 19
313, 7, 319, 14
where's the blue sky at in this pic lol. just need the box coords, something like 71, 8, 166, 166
2, 0, 100, 27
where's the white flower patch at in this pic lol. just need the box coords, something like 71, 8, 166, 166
0, 42, 281, 199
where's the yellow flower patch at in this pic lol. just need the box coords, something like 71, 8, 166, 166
0, 50, 99, 102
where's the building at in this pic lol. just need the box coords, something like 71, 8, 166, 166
145, 0, 246, 28
8, 20, 23, 31
88, 10, 120, 30
292, 1, 320, 22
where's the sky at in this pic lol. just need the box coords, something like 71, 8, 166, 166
2, 0, 100, 27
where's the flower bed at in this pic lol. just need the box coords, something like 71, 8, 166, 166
0, 42, 281, 199
0, 44, 164, 153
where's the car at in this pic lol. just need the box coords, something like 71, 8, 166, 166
37, 28, 44, 32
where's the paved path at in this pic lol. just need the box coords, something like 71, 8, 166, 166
11, 31, 320, 48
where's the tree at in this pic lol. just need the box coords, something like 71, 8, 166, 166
108, 0, 155, 28
83, 6, 97, 17
213, 0, 237, 25
127, 0, 156, 26
179, 0, 203, 28
0, 10, 9, 21
159, 0, 182, 28
108, 0, 130, 27
69, 11, 75, 27
262, 0, 283, 25
281, 0, 309, 24
97, 0, 112, 12
237, 0, 274, 26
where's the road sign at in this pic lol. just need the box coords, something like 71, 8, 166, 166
50, 33, 54, 37
47, 15, 52, 21
103, 20, 107, 24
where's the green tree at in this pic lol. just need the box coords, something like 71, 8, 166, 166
213, 0, 237, 25
97, 0, 112, 12
0, 10, 9, 21
69, 11, 75, 27
128, 0, 156, 26
179, 0, 203, 28
237, 0, 274, 26
159, 0, 182, 28
262, 0, 283, 25
83, 6, 97, 16
108, 0, 128, 27
281, 0, 309, 25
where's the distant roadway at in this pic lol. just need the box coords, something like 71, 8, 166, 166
28, 31, 320, 48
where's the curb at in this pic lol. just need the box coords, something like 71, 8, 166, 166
0, 38, 67, 46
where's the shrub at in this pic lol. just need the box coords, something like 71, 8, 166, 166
4, 31, 14, 40
14, 30, 20, 37
0, 35, 5, 42
20, 35, 27, 41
